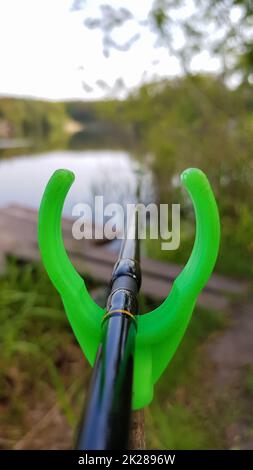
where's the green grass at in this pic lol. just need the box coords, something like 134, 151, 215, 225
146, 307, 229, 449
0, 258, 93, 441
0, 257, 233, 449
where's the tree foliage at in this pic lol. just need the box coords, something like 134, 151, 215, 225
95, 74, 253, 276
72, 0, 253, 84
0, 98, 67, 141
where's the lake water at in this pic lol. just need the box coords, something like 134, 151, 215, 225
0, 149, 154, 220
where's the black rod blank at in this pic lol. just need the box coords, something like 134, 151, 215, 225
76, 210, 141, 450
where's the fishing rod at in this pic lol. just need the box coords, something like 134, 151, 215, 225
76, 209, 141, 450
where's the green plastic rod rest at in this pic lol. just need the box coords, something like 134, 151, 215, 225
38, 167, 220, 410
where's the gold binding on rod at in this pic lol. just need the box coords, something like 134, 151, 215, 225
102, 309, 137, 327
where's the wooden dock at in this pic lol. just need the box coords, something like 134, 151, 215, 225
0, 205, 249, 311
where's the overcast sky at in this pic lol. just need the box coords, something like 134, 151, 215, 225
0, 0, 225, 101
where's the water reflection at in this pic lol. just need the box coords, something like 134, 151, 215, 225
0, 149, 153, 221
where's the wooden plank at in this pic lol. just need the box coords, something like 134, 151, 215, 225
142, 257, 248, 295
0, 205, 247, 308
2, 205, 248, 295
0, 204, 120, 245
2, 237, 228, 310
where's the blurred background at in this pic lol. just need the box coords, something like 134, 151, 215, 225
0, 0, 253, 449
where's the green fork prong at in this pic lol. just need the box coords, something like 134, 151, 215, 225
176, 167, 220, 297
132, 168, 220, 409
38, 169, 103, 364
38, 169, 83, 296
